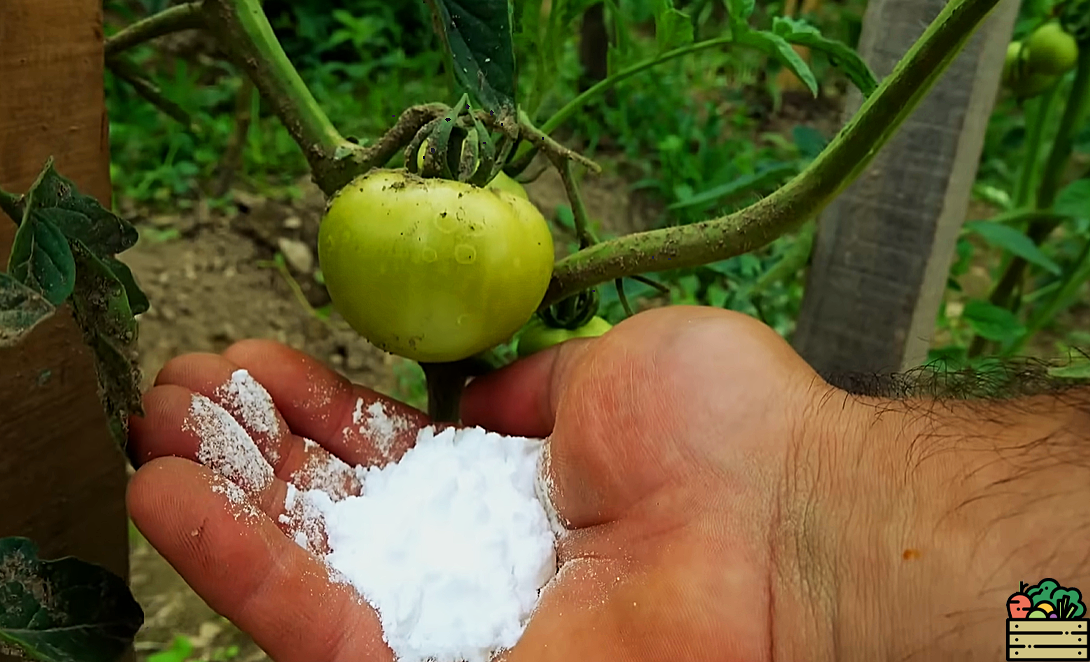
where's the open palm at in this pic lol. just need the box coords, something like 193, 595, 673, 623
128, 307, 825, 661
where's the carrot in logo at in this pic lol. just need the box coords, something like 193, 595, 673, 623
1007, 578, 1088, 660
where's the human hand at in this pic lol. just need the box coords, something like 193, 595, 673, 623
128, 305, 1090, 661
129, 306, 824, 661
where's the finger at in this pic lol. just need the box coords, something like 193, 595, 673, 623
153, 353, 361, 499
129, 384, 333, 554
222, 339, 428, 467
461, 338, 593, 438
128, 458, 391, 662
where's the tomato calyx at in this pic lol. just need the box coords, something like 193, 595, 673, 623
540, 288, 601, 331
403, 94, 516, 190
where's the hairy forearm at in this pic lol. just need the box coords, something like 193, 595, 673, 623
790, 385, 1090, 660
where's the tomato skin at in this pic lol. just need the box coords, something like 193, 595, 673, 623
1025, 22, 1079, 76
516, 316, 613, 357
318, 169, 555, 363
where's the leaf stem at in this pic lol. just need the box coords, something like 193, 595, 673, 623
544, 0, 1001, 307
105, 2, 205, 57
554, 160, 595, 249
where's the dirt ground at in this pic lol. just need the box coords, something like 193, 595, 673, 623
123, 161, 663, 660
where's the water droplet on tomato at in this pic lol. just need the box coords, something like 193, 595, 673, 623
455, 244, 476, 264
422, 247, 438, 263
457, 313, 470, 326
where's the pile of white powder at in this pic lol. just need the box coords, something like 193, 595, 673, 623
187, 370, 559, 662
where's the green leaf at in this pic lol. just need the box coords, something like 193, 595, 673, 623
20, 160, 138, 257
427, 0, 517, 113
772, 16, 879, 97
0, 272, 56, 348
0, 190, 24, 224
792, 125, 828, 160
669, 163, 798, 211
103, 257, 149, 316
654, 0, 693, 53
737, 30, 818, 96
146, 636, 194, 662
0, 536, 143, 662
962, 220, 1062, 275
8, 212, 77, 307
68, 242, 143, 449
962, 299, 1025, 342
1055, 179, 1090, 219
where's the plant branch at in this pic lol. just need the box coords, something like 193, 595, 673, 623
200, 0, 356, 195
106, 56, 193, 128
1013, 85, 1059, 208
542, 0, 1001, 307
420, 362, 468, 423
105, 2, 205, 57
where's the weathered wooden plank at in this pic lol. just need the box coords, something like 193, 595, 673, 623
793, 0, 1021, 377
0, 1, 130, 659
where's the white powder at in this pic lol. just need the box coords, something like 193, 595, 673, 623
299, 425, 557, 662
291, 437, 360, 500
347, 397, 411, 463
184, 393, 274, 495
215, 369, 282, 465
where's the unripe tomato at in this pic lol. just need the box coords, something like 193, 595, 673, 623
1025, 22, 1079, 76
318, 169, 555, 363
1002, 41, 1025, 87
515, 316, 613, 358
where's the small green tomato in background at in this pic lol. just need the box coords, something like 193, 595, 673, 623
516, 316, 613, 358
1025, 22, 1079, 76
318, 168, 555, 363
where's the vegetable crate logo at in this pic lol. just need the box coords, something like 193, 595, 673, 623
1007, 578, 1088, 660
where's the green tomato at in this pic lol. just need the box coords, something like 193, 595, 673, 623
516, 316, 613, 358
1002, 41, 1025, 87
1025, 22, 1079, 76
318, 168, 555, 363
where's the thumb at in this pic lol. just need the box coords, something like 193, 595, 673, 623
461, 336, 594, 438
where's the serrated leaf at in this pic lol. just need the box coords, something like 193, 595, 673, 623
0, 536, 143, 662
8, 213, 76, 307
427, 0, 516, 113
963, 220, 1062, 275
0, 272, 56, 348
654, 0, 693, 53
68, 242, 143, 449
1055, 179, 1090, 219
962, 299, 1025, 342
738, 30, 818, 96
772, 16, 878, 97
21, 160, 137, 257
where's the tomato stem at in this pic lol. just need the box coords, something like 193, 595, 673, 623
421, 362, 468, 423
104, 2, 204, 57
543, 0, 1003, 308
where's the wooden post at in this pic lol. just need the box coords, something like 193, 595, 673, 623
0, 2, 131, 660
792, 0, 1021, 376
